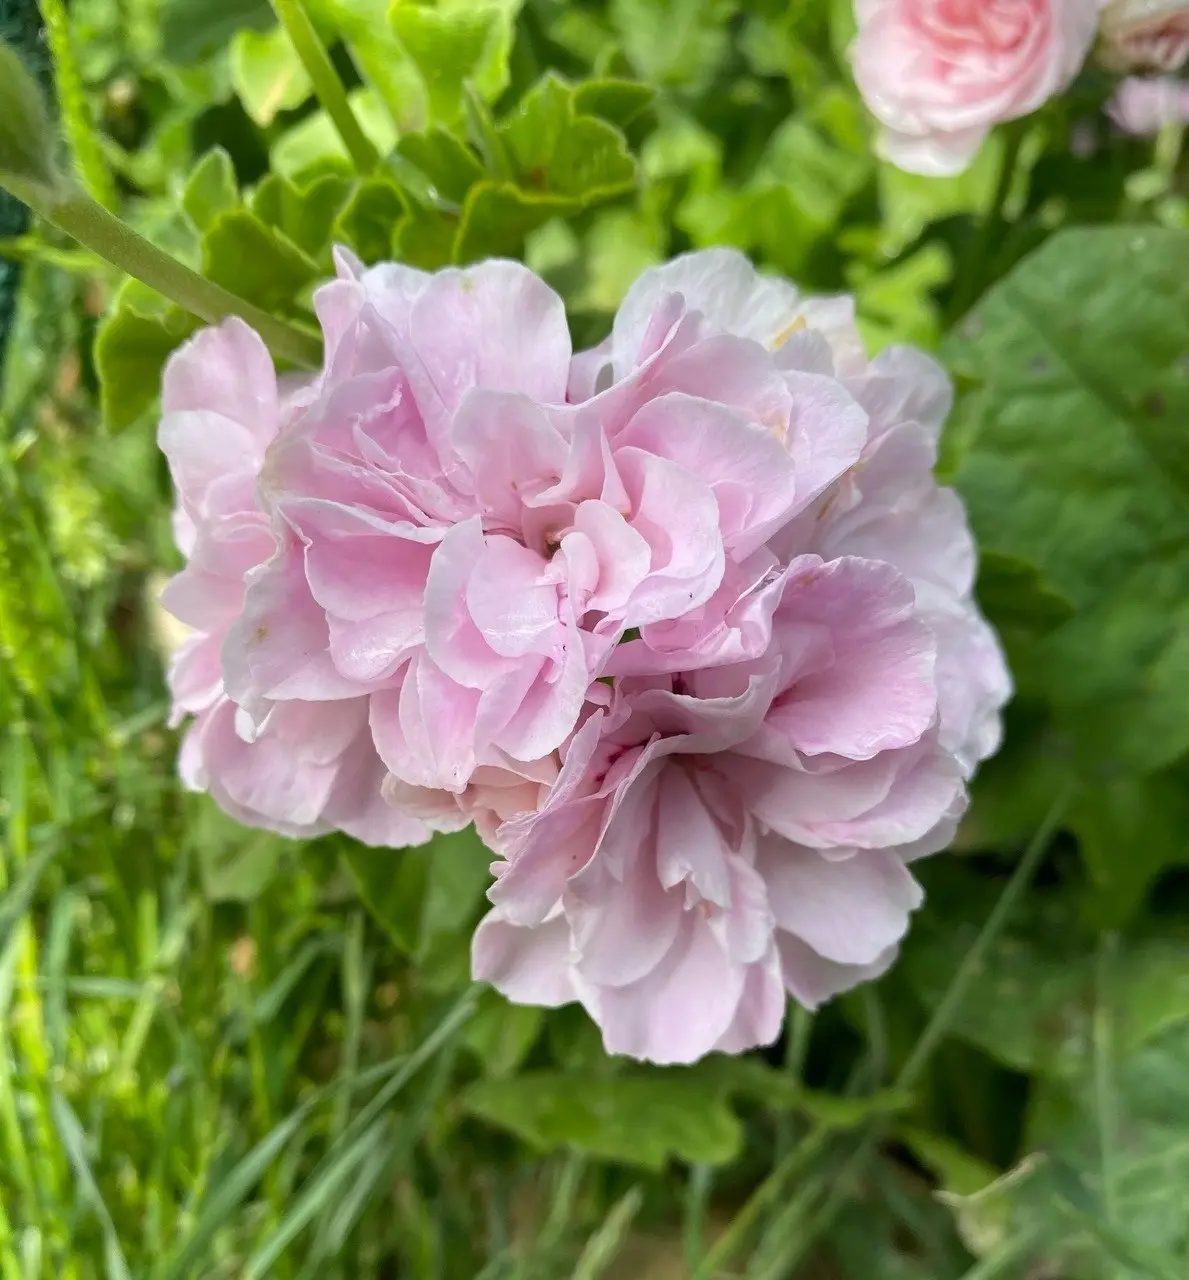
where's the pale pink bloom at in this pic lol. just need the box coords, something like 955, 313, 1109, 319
474, 250, 1009, 1063
1100, 0, 1189, 71
851, 0, 1100, 175
228, 249, 850, 826
159, 319, 429, 847
1107, 72, 1189, 130
474, 557, 964, 1064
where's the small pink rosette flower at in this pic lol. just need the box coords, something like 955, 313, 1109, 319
851, 0, 1100, 175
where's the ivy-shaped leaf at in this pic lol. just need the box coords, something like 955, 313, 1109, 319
94, 280, 198, 431
230, 25, 312, 127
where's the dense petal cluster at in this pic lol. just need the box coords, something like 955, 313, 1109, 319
160, 247, 1010, 1063
851, 0, 1100, 175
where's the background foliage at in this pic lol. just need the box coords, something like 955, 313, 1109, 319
2, 0, 1189, 1275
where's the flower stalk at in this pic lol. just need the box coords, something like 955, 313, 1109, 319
269, 0, 378, 174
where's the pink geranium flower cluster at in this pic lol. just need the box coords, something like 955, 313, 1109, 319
159, 248, 1010, 1063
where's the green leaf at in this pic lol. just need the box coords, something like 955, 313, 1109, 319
501, 74, 638, 200
191, 801, 286, 903
975, 551, 1076, 638
463, 990, 543, 1077
201, 209, 319, 316
250, 172, 352, 263
572, 78, 655, 132
396, 127, 485, 205
1070, 766, 1189, 929
389, 1, 514, 128
949, 227, 1189, 774
0, 43, 62, 194
454, 183, 574, 262
317, 0, 428, 132
462, 1068, 743, 1170
94, 281, 198, 431
904, 864, 1189, 1080
334, 175, 408, 265
608, 0, 735, 92
161, 0, 273, 64
343, 826, 492, 961
230, 25, 313, 127
1017, 1020, 1189, 1275
182, 148, 239, 233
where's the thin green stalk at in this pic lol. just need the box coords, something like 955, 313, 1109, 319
689, 1123, 835, 1279
38, 0, 118, 209
270, 0, 378, 174
0, 176, 320, 368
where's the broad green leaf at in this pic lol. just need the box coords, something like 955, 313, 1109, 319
389, 1, 513, 128
190, 801, 286, 903
160, 0, 273, 65
572, 79, 655, 133
396, 127, 485, 204
974, 550, 1077, 638
343, 843, 430, 957
1071, 766, 1189, 928
343, 826, 492, 962
949, 227, 1189, 774
501, 74, 637, 200
397, 207, 459, 269
318, 0, 428, 133
230, 26, 312, 127
182, 148, 239, 233
94, 281, 198, 431
608, 0, 735, 92
201, 209, 319, 315
462, 1068, 743, 1169
454, 184, 574, 262
334, 175, 408, 264
463, 990, 543, 1077
250, 172, 352, 263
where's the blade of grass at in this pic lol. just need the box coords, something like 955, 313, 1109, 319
157, 985, 475, 1280
243, 1120, 392, 1278
683, 1163, 713, 1271
572, 1186, 644, 1280
50, 1093, 132, 1280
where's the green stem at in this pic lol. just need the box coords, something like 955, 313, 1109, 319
0, 176, 320, 368
270, 0, 378, 174
39, 0, 118, 209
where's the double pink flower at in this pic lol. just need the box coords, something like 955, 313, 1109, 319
159, 248, 1010, 1062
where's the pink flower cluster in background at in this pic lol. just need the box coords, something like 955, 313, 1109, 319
850, 0, 1189, 175
159, 248, 1010, 1063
